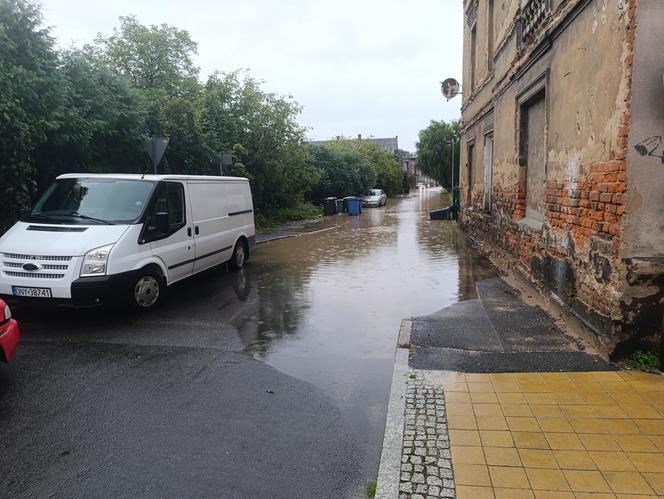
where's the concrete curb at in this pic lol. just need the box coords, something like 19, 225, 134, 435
376, 348, 409, 499
397, 318, 412, 348
376, 319, 412, 498
256, 233, 297, 244
256, 226, 339, 245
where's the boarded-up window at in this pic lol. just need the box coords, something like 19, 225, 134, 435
522, 92, 546, 221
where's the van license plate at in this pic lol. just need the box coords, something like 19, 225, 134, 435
12, 286, 52, 298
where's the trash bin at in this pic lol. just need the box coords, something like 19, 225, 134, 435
342, 196, 354, 213
335, 199, 344, 213
323, 197, 337, 216
346, 197, 362, 216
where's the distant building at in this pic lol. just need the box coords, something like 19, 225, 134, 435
399, 154, 437, 187
307, 134, 399, 156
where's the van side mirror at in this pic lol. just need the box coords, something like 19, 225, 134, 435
155, 212, 170, 234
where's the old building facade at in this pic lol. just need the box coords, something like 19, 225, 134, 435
459, 0, 664, 355
399, 154, 437, 187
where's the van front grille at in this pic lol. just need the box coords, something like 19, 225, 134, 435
2, 253, 73, 280
42, 264, 69, 270
3, 253, 73, 262
4, 271, 65, 279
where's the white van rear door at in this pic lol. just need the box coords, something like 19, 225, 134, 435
189, 181, 235, 273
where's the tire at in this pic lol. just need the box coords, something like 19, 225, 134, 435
128, 268, 164, 311
229, 240, 247, 271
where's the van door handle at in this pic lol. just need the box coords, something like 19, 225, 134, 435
187, 227, 192, 237
195, 226, 199, 235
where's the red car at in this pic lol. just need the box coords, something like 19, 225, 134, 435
0, 298, 19, 362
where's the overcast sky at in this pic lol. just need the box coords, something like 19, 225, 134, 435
40, 0, 462, 152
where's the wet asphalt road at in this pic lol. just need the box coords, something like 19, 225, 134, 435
0, 188, 481, 498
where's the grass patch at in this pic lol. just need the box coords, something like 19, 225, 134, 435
624, 350, 660, 370
366, 481, 377, 498
255, 203, 321, 232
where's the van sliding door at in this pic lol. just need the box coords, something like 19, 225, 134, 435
189, 181, 235, 273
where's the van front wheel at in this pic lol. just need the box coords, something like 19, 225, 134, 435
230, 241, 246, 271
129, 269, 164, 311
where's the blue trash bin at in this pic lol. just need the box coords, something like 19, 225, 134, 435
347, 197, 362, 216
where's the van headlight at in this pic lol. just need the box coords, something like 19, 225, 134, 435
80, 244, 114, 277
3, 303, 10, 321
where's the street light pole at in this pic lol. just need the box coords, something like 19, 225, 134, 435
443, 140, 454, 192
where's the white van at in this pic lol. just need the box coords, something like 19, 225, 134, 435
0, 174, 255, 310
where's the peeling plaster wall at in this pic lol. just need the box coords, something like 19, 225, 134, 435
623, 0, 664, 259
458, 0, 657, 352
618, 0, 664, 355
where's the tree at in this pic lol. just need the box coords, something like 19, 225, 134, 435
0, 0, 64, 230
0, 9, 324, 232
326, 139, 405, 196
308, 145, 375, 200
199, 71, 319, 210
35, 49, 148, 188
416, 120, 460, 189
93, 16, 206, 175
401, 170, 411, 194
93, 16, 199, 100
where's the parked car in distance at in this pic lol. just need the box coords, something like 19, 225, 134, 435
0, 174, 256, 311
0, 298, 19, 362
361, 189, 387, 207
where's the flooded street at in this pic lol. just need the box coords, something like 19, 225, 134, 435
244, 187, 494, 480
1, 187, 496, 498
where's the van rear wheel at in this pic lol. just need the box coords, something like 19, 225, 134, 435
230, 241, 246, 271
128, 269, 164, 311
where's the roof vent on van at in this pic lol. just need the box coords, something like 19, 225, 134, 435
27, 225, 88, 233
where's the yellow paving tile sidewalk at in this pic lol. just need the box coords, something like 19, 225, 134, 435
445, 370, 664, 498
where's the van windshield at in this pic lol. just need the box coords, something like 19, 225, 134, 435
28, 178, 156, 225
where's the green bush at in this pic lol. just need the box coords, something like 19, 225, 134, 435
0, 3, 321, 231
255, 202, 320, 232
623, 350, 660, 370
366, 481, 377, 498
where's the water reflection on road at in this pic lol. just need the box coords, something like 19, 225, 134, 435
244, 187, 495, 477
13, 187, 496, 490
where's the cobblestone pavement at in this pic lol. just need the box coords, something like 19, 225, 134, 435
399, 373, 455, 499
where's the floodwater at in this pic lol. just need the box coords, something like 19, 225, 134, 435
244, 187, 495, 481
10, 186, 496, 495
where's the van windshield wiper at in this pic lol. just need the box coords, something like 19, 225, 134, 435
67, 213, 116, 225
31, 212, 116, 225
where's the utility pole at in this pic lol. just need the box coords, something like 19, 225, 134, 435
451, 139, 455, 194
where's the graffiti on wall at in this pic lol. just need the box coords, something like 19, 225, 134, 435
634, 136, 664, 163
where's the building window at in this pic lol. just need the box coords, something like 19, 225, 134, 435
487, 0, 495, 72
520, 90, 546, 221
467, 142, 475, 199
483, 133, 494, 211
470, 23, 477, 91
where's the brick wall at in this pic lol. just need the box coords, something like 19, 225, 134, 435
459, 0, 642, 352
